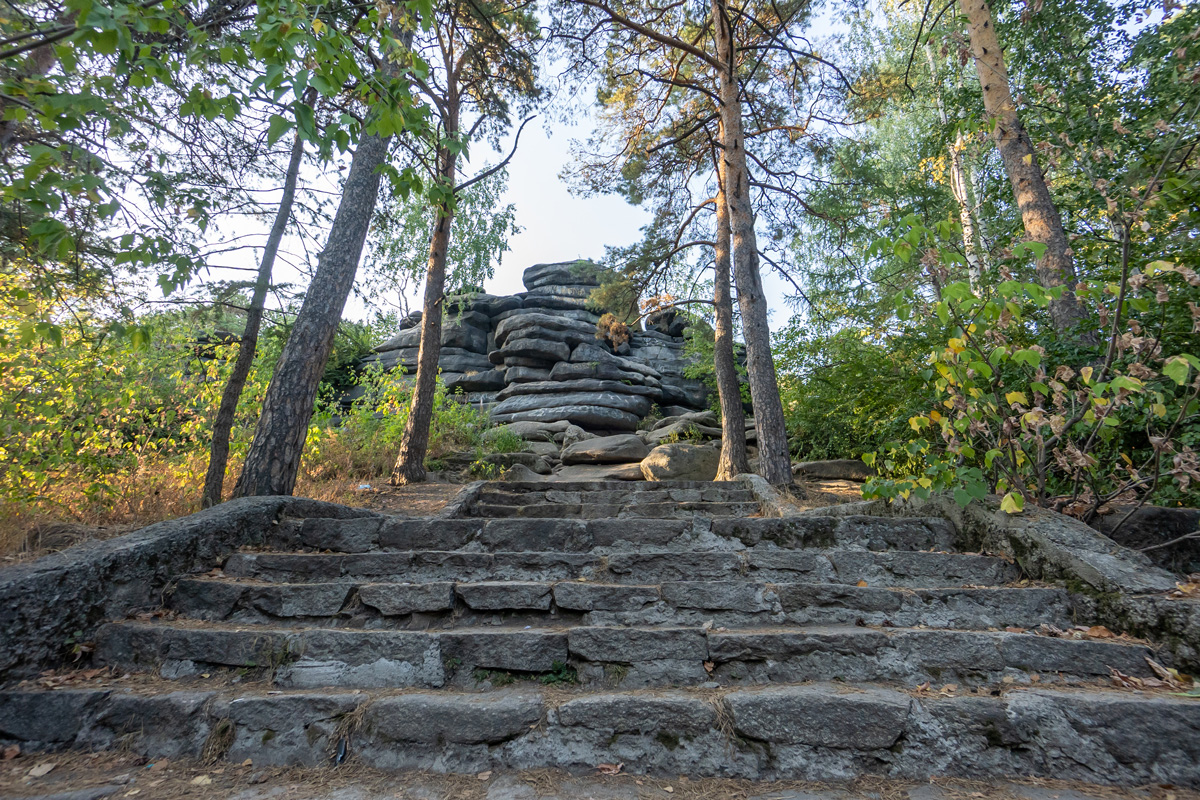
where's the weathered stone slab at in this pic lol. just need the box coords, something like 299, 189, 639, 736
555, 692, 716, 733
439, 629, 568, 672
368, 690, 542, 744
357, 583, 455, 615
300, 517, 382, 553
456, 581, 553, 611
728, 684, 910, 748
550, 463, 646, 481
552, 582, 662, 612
493, 405, 642, 432
567, 627, 707, 662
562, 434, 650, 465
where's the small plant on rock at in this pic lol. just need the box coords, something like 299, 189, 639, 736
595, 313, 632, 350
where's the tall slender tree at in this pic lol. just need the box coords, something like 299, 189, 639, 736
233, 25, 422, 498
202, 124, 306, 507
390, 0, 540, 484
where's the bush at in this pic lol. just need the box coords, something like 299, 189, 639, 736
860, 219, 1200, 522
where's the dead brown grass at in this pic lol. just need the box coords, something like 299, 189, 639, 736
0, 445, 462, 562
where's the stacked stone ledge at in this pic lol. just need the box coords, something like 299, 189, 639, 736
350, 260, 736, 480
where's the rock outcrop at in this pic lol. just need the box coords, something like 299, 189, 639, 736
358, 260, 712, 432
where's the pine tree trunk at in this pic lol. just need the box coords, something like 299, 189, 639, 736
713, 155, 749, 481
963, 0, 1089, 335
202, 128, 305, 507
391, 143, 459, 485
232, 130, 393, 497
712, 0, 792, 485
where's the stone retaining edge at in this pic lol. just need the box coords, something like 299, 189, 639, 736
0, 496, 378, 682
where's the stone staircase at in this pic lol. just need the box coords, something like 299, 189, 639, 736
3, 480, 1199, 786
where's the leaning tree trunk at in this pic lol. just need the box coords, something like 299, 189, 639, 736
202, 127, 306, 507
712, 0, 792, 485
963, 0, 1089, 336
232, 130, 393, 497
713, 157, 750, 481
391, 143, 459, 485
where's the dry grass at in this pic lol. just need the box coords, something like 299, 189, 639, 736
0, 441, 464, 562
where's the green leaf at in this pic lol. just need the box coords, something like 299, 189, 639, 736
1163, 356, 1191, 386
1011, 349, 1041, 368
266, 114, 293, 146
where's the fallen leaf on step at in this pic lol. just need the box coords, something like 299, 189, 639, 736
476, 771, 492, 781
124, 790, 141, 797
664, 787, 674, 794
190, 775, 212, 786
241, 759, 253, 767
939, 684, 959, 695
1086, 625, 1115, 639
857, 580, 868, 587
1005, 627, 1026, 634
703, 661, 714, 674
1168, 580, 1199, 599
27, 763, 55, 778
2, 745, 19, 760
1146, 657, 1192, 689
596, 763, 623, 775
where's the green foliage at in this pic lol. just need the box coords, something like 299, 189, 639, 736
860, 220, 1200, 519
306, 364, 525, 481
1, 0, 431, 347
361, 169, 520, 310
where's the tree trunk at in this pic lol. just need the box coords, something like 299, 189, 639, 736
391, 142, 459, 485
232, 129, 393, 497
963, 0, 1089, 335
202, 128, 306, 507
712, 0, 792, 485
925, 43, 987, 292
713, 155, 749, 481
949, 129, 986, 292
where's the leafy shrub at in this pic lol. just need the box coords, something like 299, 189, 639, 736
861, 218, 1200, 523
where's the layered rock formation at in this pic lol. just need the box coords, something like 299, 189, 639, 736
359, 260, 711, 432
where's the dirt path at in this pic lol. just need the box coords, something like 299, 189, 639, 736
0, 751, 1180, 800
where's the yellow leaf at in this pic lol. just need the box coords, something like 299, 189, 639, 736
857, 580, 869, 587
929, 409, 943, 422
312, 18, 326, 34
1080, 366, 1094, 384
999, 492, 1025, 514
1005, 391, 1029, 406
1022, 154, 1033, 165
1153, 403, 1167, 418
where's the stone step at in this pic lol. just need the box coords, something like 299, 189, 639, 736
494, 480, 747, 492
170, 577, 1072, 632
4, 683, 1197, 784
93, 620, 1158, 690
474, 487, 760, 506
468, 500, 763, 519
224, 548, 1021, 587
296, 515, 959, 554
